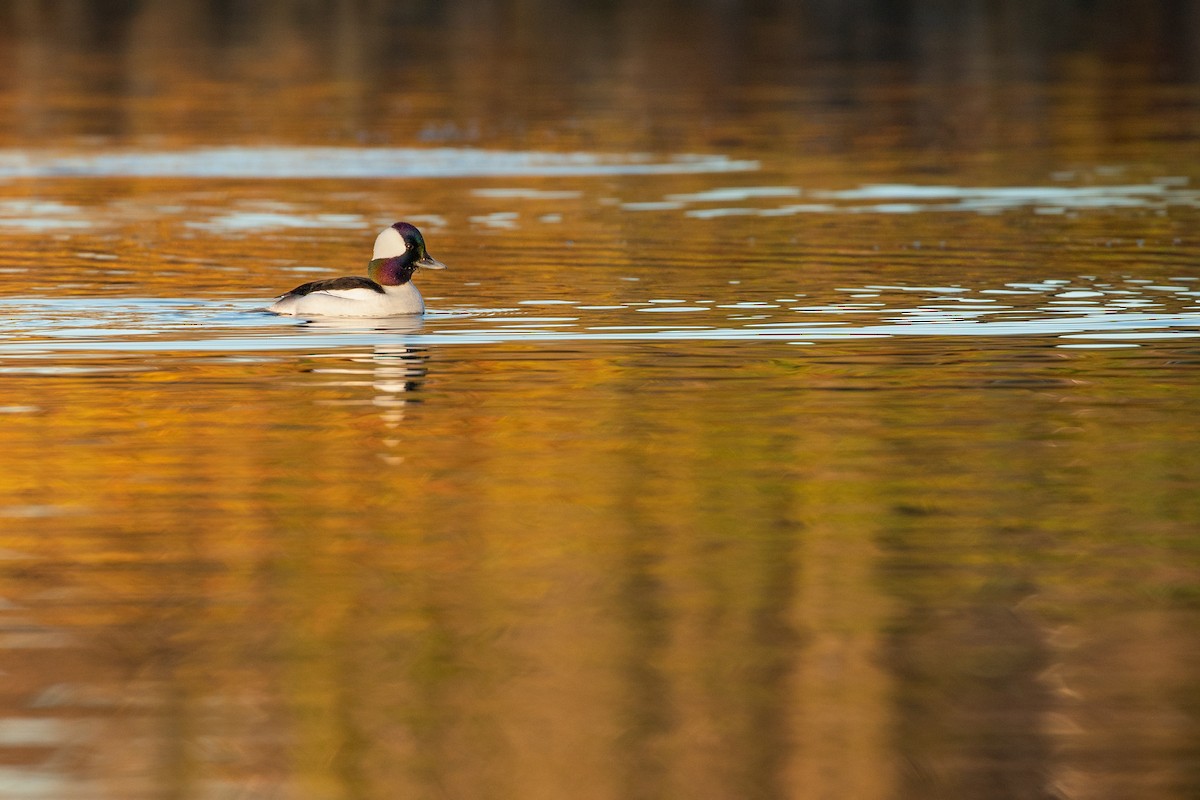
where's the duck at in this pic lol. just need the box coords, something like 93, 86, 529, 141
269, 222, 446, 317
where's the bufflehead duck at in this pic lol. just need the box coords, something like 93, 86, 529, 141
269, 222, 446, 317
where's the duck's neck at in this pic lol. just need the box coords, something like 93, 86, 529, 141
368, 257, 415, 286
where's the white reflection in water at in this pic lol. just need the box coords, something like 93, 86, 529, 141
5, 160, 1192, 238
470, 211, 519, 229
624, 179, 1200, 219
186, 211, 365, 232
0, 274, 1198, 354
472, 188, 583, 200
0, 199, 90, 230
665, 186, 801, 203
0, 147, 758, 180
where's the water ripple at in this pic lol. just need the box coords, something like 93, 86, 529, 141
626, 179, 1198, 217
0, 275, 1197, 354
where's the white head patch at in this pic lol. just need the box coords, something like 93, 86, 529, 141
373, 226, 408, 259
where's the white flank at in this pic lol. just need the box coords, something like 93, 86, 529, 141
269, 284, 425, 317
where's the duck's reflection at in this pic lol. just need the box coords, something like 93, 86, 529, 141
297, 316, 431, 463
297, 314, 426, 336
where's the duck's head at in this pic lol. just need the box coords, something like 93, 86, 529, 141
373, 222, 446, 269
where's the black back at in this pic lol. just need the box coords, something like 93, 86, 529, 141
281, 276, 385, 297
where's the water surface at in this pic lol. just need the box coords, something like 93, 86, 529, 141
0, 3, 1198, 799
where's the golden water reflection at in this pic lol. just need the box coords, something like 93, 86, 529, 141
0, 338, 1197, 797
0, 1, 1197, 798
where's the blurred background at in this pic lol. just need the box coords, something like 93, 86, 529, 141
2, 0, 1198, 168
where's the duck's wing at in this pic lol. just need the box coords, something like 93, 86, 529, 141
279, 276, 385, 297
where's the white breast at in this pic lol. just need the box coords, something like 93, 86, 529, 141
269, 283, 425, 317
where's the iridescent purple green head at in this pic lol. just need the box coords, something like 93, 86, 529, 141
367, 222, 447, 285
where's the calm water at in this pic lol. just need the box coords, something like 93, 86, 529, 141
1, 2, 1199, 799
